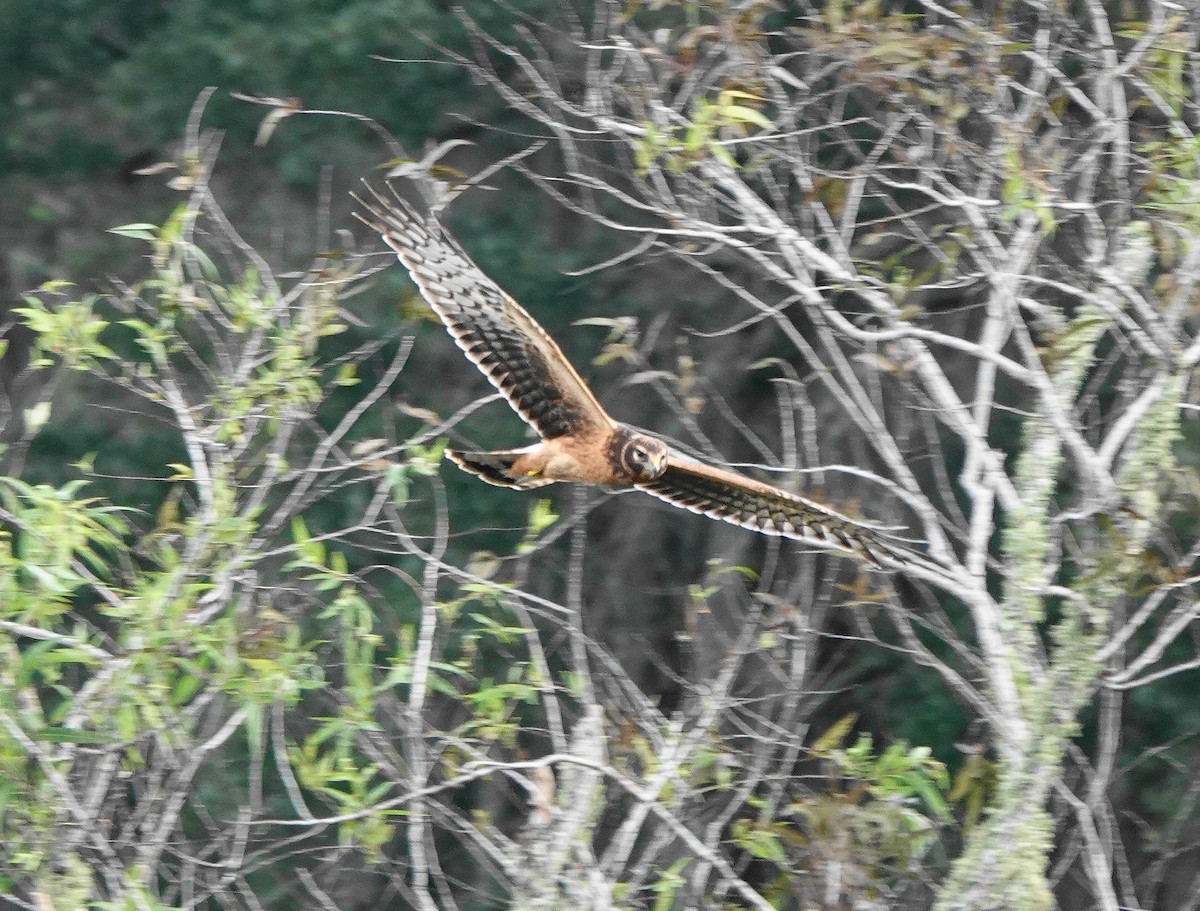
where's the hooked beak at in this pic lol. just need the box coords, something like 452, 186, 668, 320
650, 450, 668, 475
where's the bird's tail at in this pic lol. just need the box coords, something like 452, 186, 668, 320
446, 449, 556, 489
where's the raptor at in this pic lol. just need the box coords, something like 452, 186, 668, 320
355, 185, 916, 568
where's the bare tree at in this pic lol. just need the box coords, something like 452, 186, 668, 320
418, 0, 1200, 908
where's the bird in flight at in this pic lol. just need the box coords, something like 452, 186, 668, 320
354, 184, 916, 568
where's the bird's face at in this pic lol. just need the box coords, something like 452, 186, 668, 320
620, 433, 669, 482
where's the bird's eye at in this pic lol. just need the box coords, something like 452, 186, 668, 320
631, 446, 647, 464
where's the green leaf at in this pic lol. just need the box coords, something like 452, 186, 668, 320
291, 514, 310, 544
170, 668, 205, 706
165, 463, 194, 481
16, 639, 65, 689
386, 464, 410, 506
244, 702, 264, 751
812, 714, 857, 754
721, 104, 773, 130
108, 223, 160, 240
718, 88, 766, 104
23, 401, 52, 435
909, 772, 952, 821
29, 727, 121, 744
651, 857, 691, 911
731, 819, 788, 865
710, 143, 738, 169
528, 499, 558, 534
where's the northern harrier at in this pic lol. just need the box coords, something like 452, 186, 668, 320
354, 185, 916, 568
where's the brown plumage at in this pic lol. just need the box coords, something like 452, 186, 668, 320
354, 184, 917, 568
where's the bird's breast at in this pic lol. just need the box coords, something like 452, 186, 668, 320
538, 433, 625, 486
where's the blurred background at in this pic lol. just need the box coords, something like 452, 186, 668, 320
2, 0, 867, 718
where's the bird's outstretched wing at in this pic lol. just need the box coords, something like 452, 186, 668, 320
637, 454, 913, 567
354, 184, 614, 440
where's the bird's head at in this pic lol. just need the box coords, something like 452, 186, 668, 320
616, 430, 669, 482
